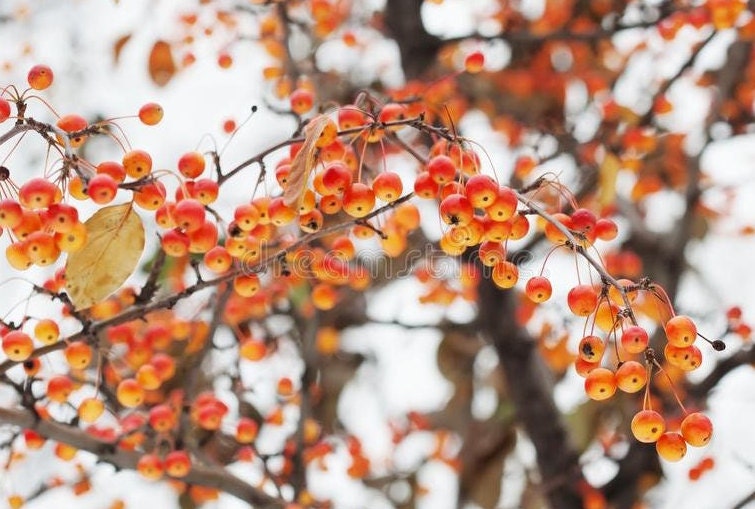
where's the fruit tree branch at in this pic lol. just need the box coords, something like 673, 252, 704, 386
0, 406, 285, 508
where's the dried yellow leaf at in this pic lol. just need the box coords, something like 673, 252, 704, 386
65, 203, 145, 310
283, 115, 330, 207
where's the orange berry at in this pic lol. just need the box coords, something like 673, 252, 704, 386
47, 375, 75, 403
486, 187, 518, 222
0, 98, 11, 123
137, 453, 164, 480
239, 338, 267, 361
439, 193, 474, 226
478, 241, 505, 267
372, 171, 403, 202
413, 171, 439, 199
680, 412, 713, 447
615, 360, 647, 393
56, 114, 88, 148
149, 404, 177, 432
525, 276, 552, 303
621, 325, 649, 354
35, 319, 60, 346
64, 341, 93, 369
117, 378, 145, 408
595, 218, 618, 240
664, 343, 702, 371
161, 229, 190, 257
656, 432, 687, 462
203, 246, 232, 273
78, 397, 105, 423
138, 102, 164, 125
491, 260, 518, 289
19, 177, 59, 210
631, 410, 666, 443
122, 149, 153, 179
584, 367, 616, 401
0, 199, 23, 228
427, 155, 456, 184
465, 174, 498, 208
290, 88, 314, 115
27, 64, 54, 90
464, 50, 485, 73
173, 198, 206, 233
567, 285, 599, 316
87, 174, 118, 204
578, 335, 605, 363
2, 330, 34, 362
178, 151, 206, 179
664, 315, 697, 347
311, 283, 338, 310
236, 417, 259, 444
342, 183, 375, 218
165, 450, 191, 478
233, 274, 261, 297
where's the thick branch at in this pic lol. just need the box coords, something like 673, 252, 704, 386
477, 281, 584, 509
0, 406, 284, 508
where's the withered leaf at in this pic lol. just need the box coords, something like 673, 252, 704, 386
65, 203, 145, 310
283, 115, 331, 207
113, 33, 132, 64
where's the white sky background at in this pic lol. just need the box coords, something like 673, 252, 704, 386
0, 0, 753, 508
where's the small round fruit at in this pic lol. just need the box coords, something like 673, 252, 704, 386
64, 341, 93, 369
371, 171, 403, 202
631, 410, 666, 443
165, 450, 191, 478
578, 335, 605, 363
584, 367, 616, 401
78, 397, 105, 423
621, 325, 649, 354
680, 412, 713, 447
525, 276, 552, 303
615, 360, 647, 393
137, 453, 164, 480
567, 284, 599, 316
656, 432, 687, 462
0, 98, 10, 123
27, 64, 54, 90
2, 330, 34, 362
117, 378, 145, 408
138, 102, 164, 125
665, 315, 697, 347
178, 151, 206, 179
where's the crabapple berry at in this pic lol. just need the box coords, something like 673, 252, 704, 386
621, 325, 649, 354
2, 330, 34, 362
117, 378, 145, 408
525, 276, 552, 303
664, 315, 697, 347
584, 367, 616, 401
78, 398, 105, 423
164, 451, 191, 478
178, 151, 206, 178
631, 410, 666, 443
138, 102, 164, 125
656, 432, 687, 462
615, 360, 647, 393
567, 284, 599, 316
0, 98, 10, 123
680, 412, 713, 447
371, 171, 403, 202
27, 64, 54, 90
578, 335, 605, 363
